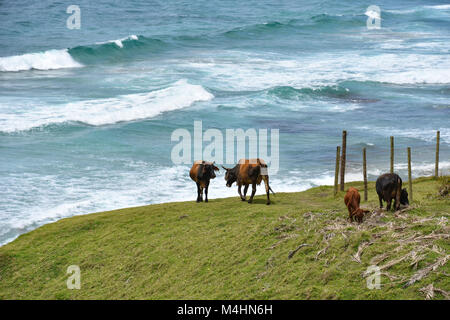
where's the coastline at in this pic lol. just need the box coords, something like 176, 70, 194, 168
3, 163, 449, 248
0, 173, 447, 247
0, 172, 359, 247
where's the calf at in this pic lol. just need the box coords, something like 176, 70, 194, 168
376, 173, 409, 211
222, 158, 274, 205
344, 187, 369, 223
189, 161, 219, 202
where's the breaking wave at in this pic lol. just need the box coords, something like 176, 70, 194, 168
0, 35, 167, 72
0, 49, 83, 72
0, 80, 213, 132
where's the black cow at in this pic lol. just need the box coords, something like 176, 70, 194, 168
189, 161, 219, 202
375, 173, 409, 211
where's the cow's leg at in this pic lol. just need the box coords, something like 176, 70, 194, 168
395, 180, 402, 211
384, 191, 391, 210
199, 185, 204, 202
243, 184, 249, 200
205, 181, 209, 202
238, 184, 245, 201
263, 175, 270, 205
378, 194, 383, 209
394, 191, 401, 211
248, 182, 257, 204
196, 183, 201, 202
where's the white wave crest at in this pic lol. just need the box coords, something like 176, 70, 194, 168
425, 4, 450, 10
96, 34, 139, 48
387, 4, 450, 14
0, 79, 214, 132
0, 49, 83, 72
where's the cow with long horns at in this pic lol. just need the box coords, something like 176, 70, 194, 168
222, 158, 274, 205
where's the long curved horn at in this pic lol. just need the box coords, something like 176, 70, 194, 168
221, 165, 230, 171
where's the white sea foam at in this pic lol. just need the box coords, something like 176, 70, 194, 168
0, 49, 83, 72
386, 4, 450, 14
329, 104, 362, 112
378, 69, 450, 84
175, 52, 450, 91
425, 4, 450, 10
304, 161, 450, 189
356, 126, 450, 144
0, 79, 214, 132
385, 9, 418, 14
395, 161, 450, 174
379, 40, 449, 51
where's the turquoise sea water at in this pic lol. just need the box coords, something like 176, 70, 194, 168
1, 0, 449, 245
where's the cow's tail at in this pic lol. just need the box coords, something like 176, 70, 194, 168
269, 185, 275, 195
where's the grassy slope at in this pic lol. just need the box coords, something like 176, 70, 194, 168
0, 177, 448, 300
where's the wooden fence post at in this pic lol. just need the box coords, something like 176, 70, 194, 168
334, 146, 340, 196
363, 148, 368, 202
408, 147, 413, 202
435, 131, 440, 178
340, 130, 347, 191
390, 136, 394, 173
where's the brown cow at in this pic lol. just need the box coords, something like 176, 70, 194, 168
222, 158, 274, 205
189, 160, 219, 202
344, 187, 369, 223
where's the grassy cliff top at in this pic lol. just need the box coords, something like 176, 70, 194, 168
0, 176, 449, 299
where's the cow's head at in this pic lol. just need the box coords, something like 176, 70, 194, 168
352, 208, 370, 223
222, 166, 237, 187
400, 188, 409, 206
202, 162, 219, 179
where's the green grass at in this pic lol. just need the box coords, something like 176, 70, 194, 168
0, 176, 448, 300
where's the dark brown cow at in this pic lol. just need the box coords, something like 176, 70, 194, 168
189, 160, 219, 202
222, 158, 274, 205
344, 187, 369, 223
376, 173, 409, 211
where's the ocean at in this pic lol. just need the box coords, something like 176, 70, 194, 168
0, 0, 449, 245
